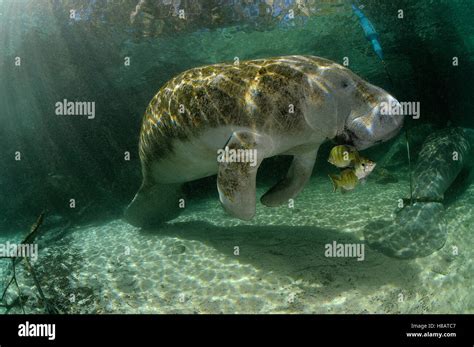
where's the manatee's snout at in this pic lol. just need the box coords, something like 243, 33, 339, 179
347, 93, 404, 150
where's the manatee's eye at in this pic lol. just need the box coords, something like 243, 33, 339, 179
341, 80, 349, 89
362, 163, 366, 167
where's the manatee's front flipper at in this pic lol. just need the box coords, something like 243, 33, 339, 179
260, 149, 317, 207
217, 131, 273, 220
124, 182, 183, 227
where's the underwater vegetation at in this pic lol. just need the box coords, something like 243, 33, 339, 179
0, 0, 473, 315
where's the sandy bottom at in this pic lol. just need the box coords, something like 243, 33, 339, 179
1, 175, 473, 314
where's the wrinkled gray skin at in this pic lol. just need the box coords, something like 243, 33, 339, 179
365, 127, 472, 259
365, 202, 447, 259
413, 128, 471, 199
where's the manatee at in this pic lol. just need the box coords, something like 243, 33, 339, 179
124, 55, 403, 227
364, 127, 472, 259
411, 127, 471, 200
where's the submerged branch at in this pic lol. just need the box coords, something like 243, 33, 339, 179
22, 210, 46, 245
1, 211, 59, 314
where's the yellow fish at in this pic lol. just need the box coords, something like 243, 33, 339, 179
328, 145, 360, 168
329, 169, 358, 193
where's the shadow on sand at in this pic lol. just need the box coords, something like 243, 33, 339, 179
140, 220, 421, 303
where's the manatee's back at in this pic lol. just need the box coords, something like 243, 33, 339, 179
137, 55, 329, 169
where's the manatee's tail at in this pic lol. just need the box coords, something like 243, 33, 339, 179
124, 182, 183, 227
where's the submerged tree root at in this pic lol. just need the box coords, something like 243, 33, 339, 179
1, 211, 59, 314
